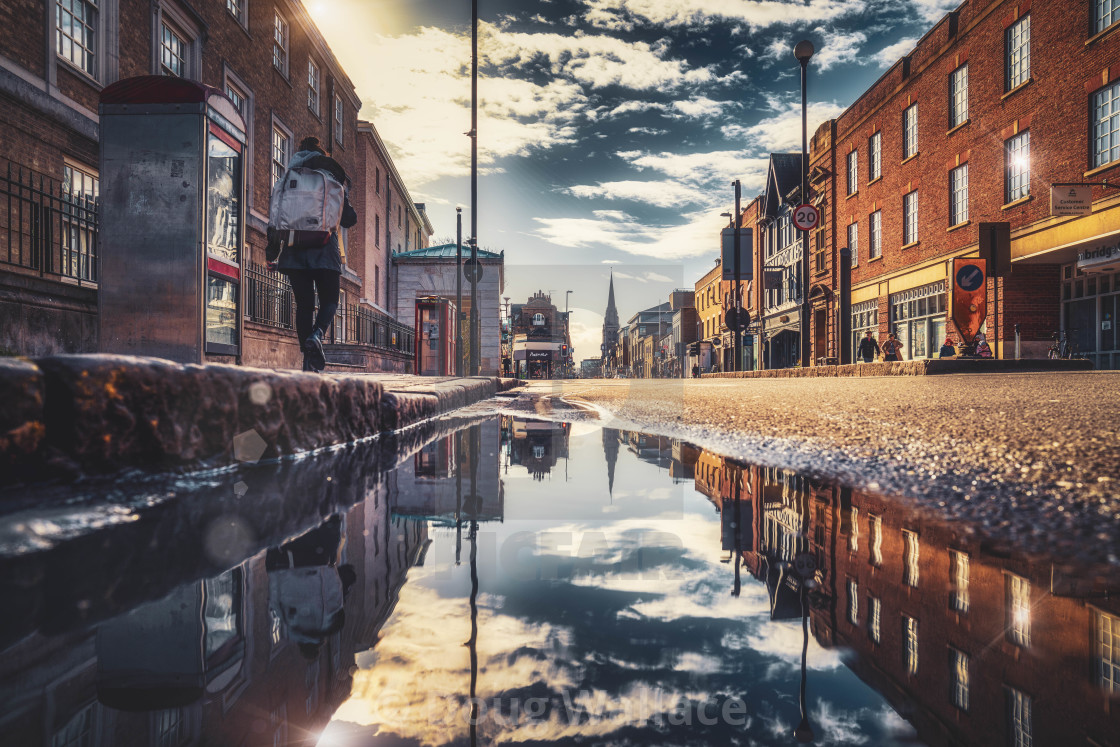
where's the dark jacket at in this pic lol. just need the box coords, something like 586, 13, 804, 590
857, 336, 880, 359
273, 150, 357, 274
939, 343, 956, 358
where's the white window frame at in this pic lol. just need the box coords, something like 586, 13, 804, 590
950, 164, 969, 226
848, 506, 859, 551
1095, 608, 1120, 693
904, 616, 919, 676
950, 648, 970, 711
902, 529, 919, 586
847, 579, 859, 624
1097, 0, 1120, 34
869, 597, 881, 643
222, 66, 255, 212
1007, 687, 1032, 747
151, 2, 200, 80
847, 222, 859, 268
1093, 82, 1120, 168
271, 116, 292, 189
903, 104, 918, 159
950, 64, 968, 128
847, 150, 858, 195
1006, 14, 1031, 91
869, 210, 882, 260
1007, 573, 1031, 647
225, 0, 247, 27
1006, 131, 1031, 203
334, 94, 345, 149
903, 191, 918, 245
308, 59, 321, 117
56, 0, 99, 77
61, 160, 99, 284
869, 514, 882, 566
273, 9, 289, 76
868, 131, 882, 181
950, 549, 970, 613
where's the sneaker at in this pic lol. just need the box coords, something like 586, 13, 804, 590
304, 328, 326, 372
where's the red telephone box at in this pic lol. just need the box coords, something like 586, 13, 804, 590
415, 297, 457, 376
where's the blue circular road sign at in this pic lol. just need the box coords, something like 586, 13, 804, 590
956, 263, 985, 292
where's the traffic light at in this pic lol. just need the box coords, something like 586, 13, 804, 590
561, 344, 568, 356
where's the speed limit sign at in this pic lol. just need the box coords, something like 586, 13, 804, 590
792, 204, 819, 232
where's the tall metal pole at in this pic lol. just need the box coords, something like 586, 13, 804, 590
795, 41, 814, 369
565, 289, 572, 379
469, 0, 480, 376
456, 207, 463, 376
733, 180, 742, 372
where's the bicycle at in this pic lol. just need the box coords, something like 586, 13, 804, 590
1047, 330, 1081, 359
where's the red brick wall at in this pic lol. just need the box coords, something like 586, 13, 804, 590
812, 0, 1120, 355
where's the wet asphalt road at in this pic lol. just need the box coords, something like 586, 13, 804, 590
492, 373, 1120, 567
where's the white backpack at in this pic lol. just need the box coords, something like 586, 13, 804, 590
267, 166, 345, 250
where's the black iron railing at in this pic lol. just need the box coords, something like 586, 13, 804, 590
245, 261, 295, 329
332, 303, 414, 354
0, 158, 98, 284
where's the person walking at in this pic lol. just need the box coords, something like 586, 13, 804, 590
857, 331, 880, 363
268, 136, 357, 372
882, 332, 904, 361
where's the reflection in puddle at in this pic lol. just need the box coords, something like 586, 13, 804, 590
0, 416, 1117, 746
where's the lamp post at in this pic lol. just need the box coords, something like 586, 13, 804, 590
795, 39, 814, 369
564, 290, 573, 379
456, 207, 463, 376
468, 0, 479, 376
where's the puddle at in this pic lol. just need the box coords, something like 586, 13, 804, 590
0, 416, 1117, 746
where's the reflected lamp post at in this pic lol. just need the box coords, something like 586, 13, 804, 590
795, 39, 814, 368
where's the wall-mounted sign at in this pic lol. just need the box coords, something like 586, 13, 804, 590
1051, 185, 1092, 216
1076, 240, 1120, 275
763, 270, 784, 289
721, 227, 754, 280
527, 350, 551, 360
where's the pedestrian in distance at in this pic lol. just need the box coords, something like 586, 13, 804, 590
692, 364, 699, 379
882, 332, 904, 361
938, 337, 956, 358
267, 136, 357, 373
857, 331, 880, 363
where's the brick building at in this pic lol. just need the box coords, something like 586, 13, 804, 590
694, 259, 723, 373
1, 0, 423, 371
510, 290, 570, 379
740, 0, 1120, 368
695, 447, 1120, 744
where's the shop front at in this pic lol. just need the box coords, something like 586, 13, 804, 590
889, 280, 947, 360
1064, 243, 1120, 368
760, 315, 800, 369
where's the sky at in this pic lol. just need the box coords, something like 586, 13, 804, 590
307, 0, 958, 360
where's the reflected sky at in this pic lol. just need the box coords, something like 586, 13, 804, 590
322, 418, 913, 746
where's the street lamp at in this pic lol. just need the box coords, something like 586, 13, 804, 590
794, 39, 814, 369
564, 290, 573, 379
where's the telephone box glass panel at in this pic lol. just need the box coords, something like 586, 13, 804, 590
206, 133, 241, 264
206, 275, 238, 347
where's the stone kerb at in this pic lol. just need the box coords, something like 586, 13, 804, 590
700, 359, 1095, 378
1, 356, 520, 479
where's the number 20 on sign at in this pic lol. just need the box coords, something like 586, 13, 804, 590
792, 204, 819, 232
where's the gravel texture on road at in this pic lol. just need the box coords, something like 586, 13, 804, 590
501, 374, 1120, 567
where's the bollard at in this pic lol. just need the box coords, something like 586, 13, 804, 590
1014, 323, 1021, 360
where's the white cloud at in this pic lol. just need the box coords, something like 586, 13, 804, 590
533, 208, 733, 260
610, 100, 669, 117
811, 27, 866, 71
873, 36, 918, 67
627, 126, 669, 135
565, 180, 710, 207
581, 0, 867, 31
621, 150, 770, 193
671, 96, 732, 119
722, 98, 847, 153
909, 0, 960, 23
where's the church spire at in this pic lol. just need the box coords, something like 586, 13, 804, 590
604, 270, 619, 327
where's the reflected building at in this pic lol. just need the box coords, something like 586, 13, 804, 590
0, 487, 427, 746
392, 420, 504, 522
507, 418, 571, 480
602, 428, 621, 496
696, 448, 1120, 746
